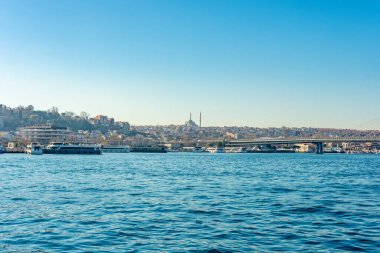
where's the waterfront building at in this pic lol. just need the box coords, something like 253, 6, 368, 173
19, 124, 70, 144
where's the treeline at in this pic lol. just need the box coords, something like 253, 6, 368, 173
0, 104, 94, 131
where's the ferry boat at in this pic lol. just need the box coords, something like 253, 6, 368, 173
193, 144, 205, 153
130, 145, 167, 153
0, 144, 4, 154
43, 143, 102, 155
26, 143, 43, 155
208, 146, 225, 153
102, 145, 130, 153
167, 148, 180, 152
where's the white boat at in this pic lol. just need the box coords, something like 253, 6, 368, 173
193, 145, 205, 153
26, 143, 43, 155
167, 148, 180, 152
101, 145, 130, 153
208, 146, 225, 153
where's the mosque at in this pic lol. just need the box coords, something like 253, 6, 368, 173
184, 112, 201, 128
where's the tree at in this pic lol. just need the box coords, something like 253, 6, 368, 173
48, 107, 59, 116
63, 111, 75, 118
26, 105, 34, 111
80, 111, 90, 120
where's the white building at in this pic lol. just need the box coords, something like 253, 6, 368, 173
19, 124, 70, 144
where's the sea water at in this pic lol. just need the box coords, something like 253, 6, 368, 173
0, 153, 379, 252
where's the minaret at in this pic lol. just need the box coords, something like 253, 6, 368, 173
190, 112, 192, 121
199, 112, 202, 128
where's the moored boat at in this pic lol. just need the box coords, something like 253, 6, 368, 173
208, 146, 225, 153
193, 144, 205, 153
43, 142, 102, 155
26, 143, 43, 155
130, 145, 167, 153
167, 148, 180, 152
101, 145, 130, 153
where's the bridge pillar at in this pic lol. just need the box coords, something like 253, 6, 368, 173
316, 142, 324, 154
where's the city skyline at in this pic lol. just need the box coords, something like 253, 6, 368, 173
1, 0, 379, 128
3, 103, 380, 131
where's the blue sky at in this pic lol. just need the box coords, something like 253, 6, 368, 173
0, 0, 379, 128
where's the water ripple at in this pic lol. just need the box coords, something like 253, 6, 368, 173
0, 153, 379, 252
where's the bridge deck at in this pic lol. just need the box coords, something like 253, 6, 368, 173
224, 137, 380, 146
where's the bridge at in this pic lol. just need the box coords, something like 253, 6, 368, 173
223, 137, 380, 154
